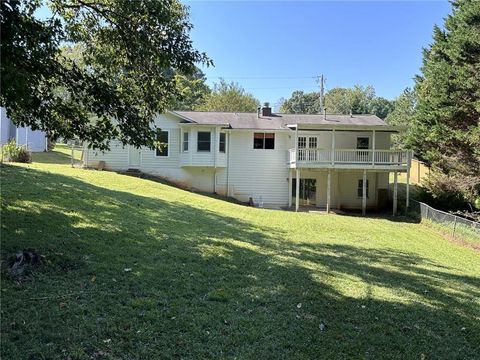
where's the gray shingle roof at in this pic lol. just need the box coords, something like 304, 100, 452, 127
172, 111, 388, 130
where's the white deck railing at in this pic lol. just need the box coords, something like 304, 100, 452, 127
288, 149, 409, 167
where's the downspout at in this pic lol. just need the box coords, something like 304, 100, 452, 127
226, 130, 231, 197
213, 127, 217, 193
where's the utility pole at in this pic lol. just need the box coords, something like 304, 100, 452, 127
318, 74, 324, 113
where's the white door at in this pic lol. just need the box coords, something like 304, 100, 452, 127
128, 146, 141, 167
298, 136, 317, 161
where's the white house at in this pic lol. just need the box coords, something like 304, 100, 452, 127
0, 107, 48, 152
84, 105, 411, 214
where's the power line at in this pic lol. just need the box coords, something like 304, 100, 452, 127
216, 76, 317, 80
242, 85, 319, 90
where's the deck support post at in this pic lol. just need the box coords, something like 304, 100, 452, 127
288, 169, 292, 208
331, 129, 335, 165
372, 129, 376, 165
393, 171, 398, 216
405, 150, 411, 212
295, 125, 299, 163
326, 169, 331, 214
295, 168, 300, 212
362, 169, 367, 215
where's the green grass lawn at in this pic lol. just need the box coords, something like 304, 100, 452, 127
30, 144, 84, 165
1, 153, 479, 359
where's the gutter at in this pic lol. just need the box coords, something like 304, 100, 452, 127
285, 124, 407, 132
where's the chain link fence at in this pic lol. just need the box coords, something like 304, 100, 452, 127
411, 200, 480, 240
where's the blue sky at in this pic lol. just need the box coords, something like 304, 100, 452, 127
186, 1, 451, 106
36, 1, 452, 107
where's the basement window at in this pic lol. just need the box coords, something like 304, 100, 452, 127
253, 133, 275, 149
357, 179, 369, 198
156, 130, 169, 157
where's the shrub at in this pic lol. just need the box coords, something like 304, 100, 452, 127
2, 140, 31, 163
419, 171, 467, 211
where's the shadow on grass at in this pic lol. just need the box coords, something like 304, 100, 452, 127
1, 164, 479, 359
335, 209, 421, 224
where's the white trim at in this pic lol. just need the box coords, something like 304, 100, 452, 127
286, 124, 407, 132
372, 129, 376, 165
393, 171, 398, 216
326, 169, 331, 213
406, 150, 411, 210
295, 168, 300, 212
288, 169, 292, 208
362, 169, 367, 215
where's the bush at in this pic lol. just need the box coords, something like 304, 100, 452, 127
2, 140, 31, 163
419, 171, 467, 211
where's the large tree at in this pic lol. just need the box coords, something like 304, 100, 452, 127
171, 68, 211, 111
198, 79, 259, 112
408, 0, 480, 204
280, 85, 394, 119
0, 0, 211, 150
279, 91, 320, 114
385, 88, 417, 149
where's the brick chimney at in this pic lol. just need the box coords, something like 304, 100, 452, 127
261, 102, 272, 117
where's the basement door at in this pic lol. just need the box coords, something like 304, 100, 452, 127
128, 146, 141, 168
292, 178, 317, 206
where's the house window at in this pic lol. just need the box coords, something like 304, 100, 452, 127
197, 131, 211, 152
183, 131, 189, 152
156, 130, 169, 157
253, 133, 275, 149
357, 179, 369, 198
219, 132, 226, 153
298, 136, 306, 149
357, 137, 370, 149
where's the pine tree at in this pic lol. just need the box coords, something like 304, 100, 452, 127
410, 0, 480, 203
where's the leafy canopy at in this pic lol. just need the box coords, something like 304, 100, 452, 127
198, 79, 260, 112
385, 88, 417, 149
0, 0, 211, 150
280, 85, 394, 119
171, 68, 211, 111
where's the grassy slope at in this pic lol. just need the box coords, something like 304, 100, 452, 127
1, 150, 479, 359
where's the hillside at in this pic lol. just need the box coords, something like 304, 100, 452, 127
1, 151, 479, 359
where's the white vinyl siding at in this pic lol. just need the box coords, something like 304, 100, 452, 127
85, 112, 395, 208
217, 130, 290, 206
85, 140, 129, 170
